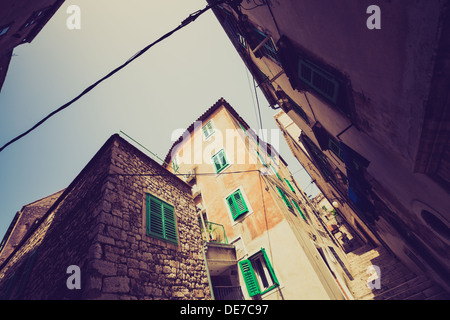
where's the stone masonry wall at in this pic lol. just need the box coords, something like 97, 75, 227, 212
0, 134, 211, 300
0, 135, 112, 299
84, 136, 211, 299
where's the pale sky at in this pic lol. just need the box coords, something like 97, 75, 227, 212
0, 1, 319, 241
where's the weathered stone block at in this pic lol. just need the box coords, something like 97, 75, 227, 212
103, 276, 130, 293
91, 259, 117, 276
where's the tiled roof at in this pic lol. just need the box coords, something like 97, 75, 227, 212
163, 97, 285, 165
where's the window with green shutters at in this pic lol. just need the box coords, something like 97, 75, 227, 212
202, 120, 215, 139
239, 248, 279, 297
146, 194, 178, 245
276, 186, 292, 209
292, 199, 307, 220
226, 189, 249, 220
284, 178, 296, 193
328, 138, 345, 161
298, 58, 340, 104
212, 149, 229, 173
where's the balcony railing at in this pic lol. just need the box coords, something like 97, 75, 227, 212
199, 220, 228, 244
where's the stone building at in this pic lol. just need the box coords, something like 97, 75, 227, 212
0, 134, 210, 300
208, 1, 450, 298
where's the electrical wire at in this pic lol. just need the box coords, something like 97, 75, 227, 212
109, 169, 261, 177
240, 0, 266, 11
252, 75, 266, 143
0, 1, 226, 154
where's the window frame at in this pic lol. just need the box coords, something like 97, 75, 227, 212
298, 58, 340, 104
328, 138, 345, 162
145, 193, 178, 245
226, 188, 250, 221
292, 199, 307, 221
212, 149, 230, 173
0, 23, 12, 38
252, 28, 280, 65
276, 186, 293, 209
239, 248, 279, 297
202, 120, 215, 140
284, 178, 296, 193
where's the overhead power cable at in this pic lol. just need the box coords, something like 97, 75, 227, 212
0, 1, 226, 154
109, 169, 262, 177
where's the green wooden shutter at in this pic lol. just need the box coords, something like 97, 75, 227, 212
239, 259, 261, 297
284, 179, 296, 193
328, 138, 345, 161
276, 186, 292, 208
202, 121, 214, 139
227, 196, 239, 218
147, 194, 178, 244
212, 153, 222, 172
261, 248, 279, 286
163, 203, 178, 244
233, 190, 248, 215
212, 150, 229, 173
298, 59, 339, 104
147, 195, 164, 237
227, 189, 249, 220
292, 199, 307, 220
219, 150, 227, 167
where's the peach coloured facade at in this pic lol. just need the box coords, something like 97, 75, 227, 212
164, 100, 354, 300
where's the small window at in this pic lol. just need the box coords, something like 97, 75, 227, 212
252, 28, 280, 65
223, 10, 246, 49
20, 7, 51, 31
239, 248, 279, 297
0, 23, 12, 38
146, 194, 178, 245
226, 189, 249, 220
212, 149, 229, 173
298, 58, 339, 104
284, 179, 296, 193
276, 186, 292, 209
292, 199, 307, 220
328, 138, 344, 161
202, 120, 215, 140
